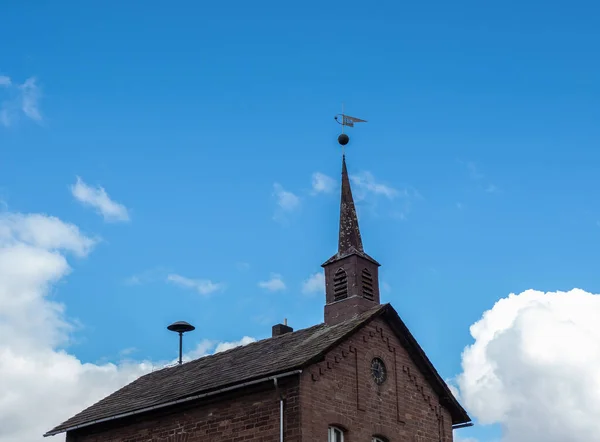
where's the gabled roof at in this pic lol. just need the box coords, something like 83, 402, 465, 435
45, 303, 470, 437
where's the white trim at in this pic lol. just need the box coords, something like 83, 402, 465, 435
328, 426, 344, 442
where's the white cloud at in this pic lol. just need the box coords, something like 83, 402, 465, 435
0, 75, 42, 127
0, 212, 96, 258
311, 172, 336, 194
0, 208, 260, 441
458, 288, 600, 442
273, 183, 300, 212
0, 211, 155, 442
124, 274, 142, 285
348, 171, 420, 219
19, 77, 42, 122
71, 176, 130, 223
167, 273, 224, 295
124, 267, 168, 286
119, 347, 138, 357
350, 172, 399, 200
258, 273, 286, 292
301, 272, 324, 296
182, 336, 257, 363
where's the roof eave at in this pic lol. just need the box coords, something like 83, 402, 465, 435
43, 369, 304, 437
321, 250, 381, 267
381, 306, 471, 425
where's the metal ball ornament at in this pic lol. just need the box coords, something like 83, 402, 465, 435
338, 134, 349, 146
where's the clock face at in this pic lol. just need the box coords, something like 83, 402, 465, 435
370, 357, 387, 385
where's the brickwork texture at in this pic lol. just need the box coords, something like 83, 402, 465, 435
68, 318, 454, 442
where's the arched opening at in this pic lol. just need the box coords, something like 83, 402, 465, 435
362, 267, 374, 300
333, 268, 348, 301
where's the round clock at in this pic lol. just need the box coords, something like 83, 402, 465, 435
370, 357, 387, 385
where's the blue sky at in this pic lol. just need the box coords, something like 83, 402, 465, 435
2, 1, 600, 441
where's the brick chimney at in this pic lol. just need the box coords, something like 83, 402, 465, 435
272, 319, 293, 337
321, 155, 381, 325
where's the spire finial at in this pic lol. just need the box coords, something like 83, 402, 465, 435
334, 107, 367, 153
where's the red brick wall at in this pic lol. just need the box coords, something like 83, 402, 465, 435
67, 318, 456, 442
301, 318, 454, 442
69, 378, 300, 442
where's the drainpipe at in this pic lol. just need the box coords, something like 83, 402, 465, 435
273, 377, 284, 442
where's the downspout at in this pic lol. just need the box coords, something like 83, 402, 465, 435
273, 377, 284, 442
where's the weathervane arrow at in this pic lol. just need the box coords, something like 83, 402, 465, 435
335, 105, 367, 148
335, 114, 368, 128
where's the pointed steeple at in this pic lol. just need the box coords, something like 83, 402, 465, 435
322, 155, 379, 267
338, 154, 364, 254
321, 153, 381, 325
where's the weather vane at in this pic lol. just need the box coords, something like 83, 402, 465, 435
334, 104, 367, 150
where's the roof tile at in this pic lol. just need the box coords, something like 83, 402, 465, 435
46, 305, 386, 436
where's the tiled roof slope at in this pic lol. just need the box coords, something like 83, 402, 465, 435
45, 304, 470, 436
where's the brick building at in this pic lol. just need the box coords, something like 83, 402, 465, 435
45, 154, 472, 442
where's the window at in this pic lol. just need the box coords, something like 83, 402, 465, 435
328, 426, 344, 442
333, 268, 348, 301
362, 268, 374, 300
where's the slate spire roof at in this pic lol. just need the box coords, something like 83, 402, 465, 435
338, 154, 363, 254
323, 154, 379, 267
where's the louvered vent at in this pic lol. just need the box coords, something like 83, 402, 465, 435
333, 268, 348, 301
362, 268, 374, 300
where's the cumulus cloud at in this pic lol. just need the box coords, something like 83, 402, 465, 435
0, 75, 42, 127
0, 208, 258, 441
273, 183, 300, 212
71, 176, 130, 223
348, 171, 420, 219
124, 267, 169, 286
350, 171, 399, 199
258, 273, 286, 292
0, 212, 96, 258
182, 337, 257, 363
311, 172, 336, 194
457, 288, 600, 442
0, 211, 154, 442
301, 272, 324, 296
19, 77, 42, 122
167, 274, 224, 295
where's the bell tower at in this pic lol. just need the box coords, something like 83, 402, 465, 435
321, 122, 381, 325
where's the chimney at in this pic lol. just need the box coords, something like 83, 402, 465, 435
272, 318, 293, 337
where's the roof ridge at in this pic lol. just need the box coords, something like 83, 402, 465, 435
45, 304, 390, 436
141, 322, 326, 377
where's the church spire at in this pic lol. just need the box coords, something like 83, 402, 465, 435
321, 113, 381, 325
338, 154, 364, 255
